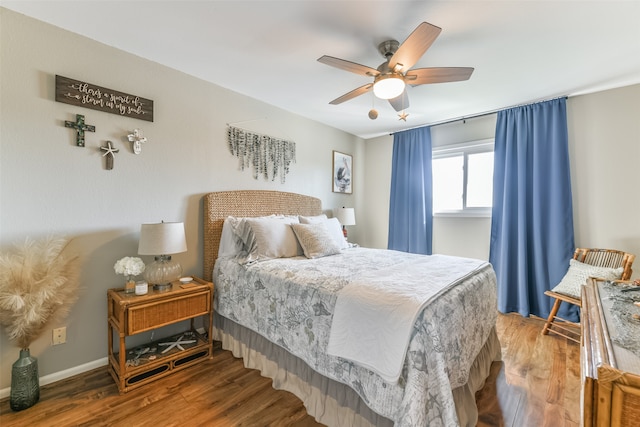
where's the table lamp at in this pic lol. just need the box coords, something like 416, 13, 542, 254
333, 207, 356, 238
138, 221, 187, 290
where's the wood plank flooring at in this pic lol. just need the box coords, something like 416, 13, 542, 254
476, 314, 581, 427
0, 313, 579, 426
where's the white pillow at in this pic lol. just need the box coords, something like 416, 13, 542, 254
291, 223, 342, 259
228, 215, 277, 251
551, 259, 624, 298
218, 217, 244, 258
325, 217, 349, 249
298, 214, 327, 224
240, 216, 302, 264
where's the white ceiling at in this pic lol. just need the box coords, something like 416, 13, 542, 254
3, 1, 640, 139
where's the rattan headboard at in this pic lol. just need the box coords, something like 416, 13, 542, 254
203, 190, 322, 281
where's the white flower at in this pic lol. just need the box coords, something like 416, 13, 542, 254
114, 257, 145, 277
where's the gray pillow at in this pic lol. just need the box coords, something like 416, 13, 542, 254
291, 223, 342, 259
299, 215, 348, 249
551, 259, 624, 298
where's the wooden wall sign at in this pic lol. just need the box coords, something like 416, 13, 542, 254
55, 75, 154, 122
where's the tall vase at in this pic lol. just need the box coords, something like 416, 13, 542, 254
10, 348, 40, 411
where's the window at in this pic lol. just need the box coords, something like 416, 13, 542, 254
432, 139, 494, 216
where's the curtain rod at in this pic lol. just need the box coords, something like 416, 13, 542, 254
390, 95, 568, 135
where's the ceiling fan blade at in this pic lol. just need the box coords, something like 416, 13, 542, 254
388, 90, 410, 112
388, 22, 442, 72
405, 67, 474, 85
329, 84, 373, 105
318, 55, 380, 77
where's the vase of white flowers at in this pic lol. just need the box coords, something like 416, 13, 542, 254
114, 257, 145, 294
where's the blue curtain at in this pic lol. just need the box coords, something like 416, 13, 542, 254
388, 127, 433, 255
489, 98, 576, 321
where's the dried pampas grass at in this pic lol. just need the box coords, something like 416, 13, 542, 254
0, 237, 80, 349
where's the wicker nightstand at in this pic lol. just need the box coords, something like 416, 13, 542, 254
107, 277, 213, 394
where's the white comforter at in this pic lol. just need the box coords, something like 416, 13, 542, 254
328, 255, 488, 383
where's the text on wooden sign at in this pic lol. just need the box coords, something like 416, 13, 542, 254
55, 75, 154, 122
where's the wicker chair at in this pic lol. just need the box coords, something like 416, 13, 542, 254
541, 248, 635, 343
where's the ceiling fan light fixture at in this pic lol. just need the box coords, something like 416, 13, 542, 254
373, 75, 405, 99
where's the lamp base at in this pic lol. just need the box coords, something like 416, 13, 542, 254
153, 282, 173, 292
144, 255, 182, 292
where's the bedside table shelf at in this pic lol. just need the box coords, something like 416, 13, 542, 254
107, 277, 214, 394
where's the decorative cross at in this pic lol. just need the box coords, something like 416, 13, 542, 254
100, 141, 119, 170
127, 128, 147, 154
64, 114, 95, 147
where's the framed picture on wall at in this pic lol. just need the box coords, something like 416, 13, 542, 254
332, 151, 353, 194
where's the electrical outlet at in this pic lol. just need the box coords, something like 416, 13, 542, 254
53, 327, 66, 345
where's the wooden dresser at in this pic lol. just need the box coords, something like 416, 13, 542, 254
581, 278, 640, 426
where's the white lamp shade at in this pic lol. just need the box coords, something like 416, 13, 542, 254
334, 207, 356, 226
138, 222, 187, 255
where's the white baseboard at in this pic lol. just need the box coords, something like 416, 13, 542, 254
0, 357, 108, 400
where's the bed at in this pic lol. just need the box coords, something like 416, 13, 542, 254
203, 190, 501, 427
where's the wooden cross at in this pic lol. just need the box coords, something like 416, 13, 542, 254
65, 114, 95, 147
100, 141, 119, 170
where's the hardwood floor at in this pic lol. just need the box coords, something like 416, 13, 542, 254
0, 313, 579, 426
476, 314, 580, 427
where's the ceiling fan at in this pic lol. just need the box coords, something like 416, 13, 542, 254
318, 21, 474, 113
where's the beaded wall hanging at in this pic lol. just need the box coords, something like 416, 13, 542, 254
227, 125, 296, 183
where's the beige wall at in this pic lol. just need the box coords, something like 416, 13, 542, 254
363, 86, 640, 266
568, 85, 640, 253
0, 9, 363, 391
